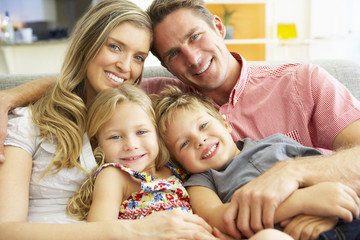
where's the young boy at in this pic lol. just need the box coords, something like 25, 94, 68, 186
153, 85, 360, 240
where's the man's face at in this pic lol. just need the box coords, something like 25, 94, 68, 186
153, 9, 231, 93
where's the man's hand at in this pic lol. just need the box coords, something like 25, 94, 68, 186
223, 159, 300, 238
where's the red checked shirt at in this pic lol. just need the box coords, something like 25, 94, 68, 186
141, 53, 360, 152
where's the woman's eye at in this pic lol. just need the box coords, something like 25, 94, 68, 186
109, 44, 121, 51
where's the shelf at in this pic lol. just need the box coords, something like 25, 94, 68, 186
205, 0, 267, 4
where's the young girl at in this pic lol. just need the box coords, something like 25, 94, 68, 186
153, 85, 360, 240
67, 84, 191, 221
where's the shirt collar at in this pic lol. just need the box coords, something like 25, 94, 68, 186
228, 52, 248, 106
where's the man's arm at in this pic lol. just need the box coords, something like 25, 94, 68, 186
223, 119, 360, 238
0, 77, 56, 162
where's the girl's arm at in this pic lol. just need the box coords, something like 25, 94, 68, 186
87, 166, 132, 221
0, 77, 57, 163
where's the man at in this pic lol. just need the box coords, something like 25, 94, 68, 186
1, 0, 360, 238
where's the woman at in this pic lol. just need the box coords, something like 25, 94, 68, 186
0, 0, 215, 239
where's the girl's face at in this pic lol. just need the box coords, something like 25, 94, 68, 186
164, 108, 240, 173
97, 102, 159, 173
86, 22, 151, 101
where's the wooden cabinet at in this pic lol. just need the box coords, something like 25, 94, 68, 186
205, 0, 269, 61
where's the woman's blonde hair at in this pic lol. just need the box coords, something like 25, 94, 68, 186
67, 84, 170, 220
29, 0, 152, 177
152, 85, 224, 170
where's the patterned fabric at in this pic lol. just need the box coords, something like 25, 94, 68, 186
95, 163, 192, 219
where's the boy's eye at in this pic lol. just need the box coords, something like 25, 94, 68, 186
191, 34, 199, 41
200, 122, 207, 130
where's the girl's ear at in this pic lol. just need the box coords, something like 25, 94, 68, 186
222, 115, 232, 133
213, 15, 226, 39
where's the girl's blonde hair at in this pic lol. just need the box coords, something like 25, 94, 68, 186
67, 84, 170, 220
29, 0, 152, 177
152, 85, 224, 170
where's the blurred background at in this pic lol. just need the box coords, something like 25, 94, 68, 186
0, 0, 359, 74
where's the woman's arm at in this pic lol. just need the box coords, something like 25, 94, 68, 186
0, 77, 57, 163
0, 147, 216, 240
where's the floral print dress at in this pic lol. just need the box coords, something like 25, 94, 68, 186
95, 162, 192, 219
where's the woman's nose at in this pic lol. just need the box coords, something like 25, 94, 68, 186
115, 55, 131, 72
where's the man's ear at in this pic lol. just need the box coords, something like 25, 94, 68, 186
213, 15, 226, 39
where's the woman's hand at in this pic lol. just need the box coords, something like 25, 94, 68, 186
126, 210, 219, 240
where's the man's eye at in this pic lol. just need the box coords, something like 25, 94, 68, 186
135, 55, 145, 62
169, 50, 178, 59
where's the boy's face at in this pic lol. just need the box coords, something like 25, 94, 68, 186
164, 108, 240, 173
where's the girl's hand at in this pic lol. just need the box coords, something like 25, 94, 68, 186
295, 182, 360, 222
282, 215, 338, 240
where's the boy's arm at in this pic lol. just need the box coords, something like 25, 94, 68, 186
274, 181, 360, 223
0, 76, 56, 162
187, 186, 242, 238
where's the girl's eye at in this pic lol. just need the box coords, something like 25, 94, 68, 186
137, 130, 147, 135
200, 122, 207, 130
180, 140, 189, 150
110, 135, 121, 140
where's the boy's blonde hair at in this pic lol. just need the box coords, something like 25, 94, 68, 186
67, 84, 169, 220
153, 85, 224, 169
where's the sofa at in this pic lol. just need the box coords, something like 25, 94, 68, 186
0, 59, 360, 101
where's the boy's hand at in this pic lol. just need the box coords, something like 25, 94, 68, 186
295, 182, 360, 222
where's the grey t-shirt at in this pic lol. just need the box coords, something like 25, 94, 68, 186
184, 133, 321, 203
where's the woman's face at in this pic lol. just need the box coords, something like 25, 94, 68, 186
86, 22, 151, 102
